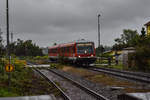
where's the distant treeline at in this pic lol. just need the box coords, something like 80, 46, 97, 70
0, 31, 43, 57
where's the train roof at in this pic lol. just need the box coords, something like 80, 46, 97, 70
73, 39, 94, 43
60, 39, 94, 46
48, 45, 59, 49
49, 39, 94, 49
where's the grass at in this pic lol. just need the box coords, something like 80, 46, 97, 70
104, 64, 123, 70
49, 63, 64, 69
95, 58, 124, 70
0, 58, 61, 97
96, 63, 123, 70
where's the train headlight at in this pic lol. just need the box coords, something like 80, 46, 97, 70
78, 55, 81, 58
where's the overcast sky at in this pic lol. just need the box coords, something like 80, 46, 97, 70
0, 0, 150, 47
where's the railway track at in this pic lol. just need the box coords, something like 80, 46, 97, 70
47, 68, 109, 100
32, 66, 109, 100
88, 66, 150, 83
32, 68, 71, 100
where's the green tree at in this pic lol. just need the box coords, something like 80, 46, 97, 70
132, 36, 150, 71
96, 45, 105, 56
141, 27, 146, 37
12, 39, 43, 57
128, 27, 150, 71
122, 29, 138, 44
114, 29, 139, 50
0, 28, 5, 56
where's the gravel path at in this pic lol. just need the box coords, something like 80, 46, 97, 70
40, 69, 98, 100
51, 69, 124, 100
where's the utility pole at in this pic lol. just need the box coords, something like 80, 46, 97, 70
6, 0, 10, 53
98, 14, 101, 48
11, 32, 13, 43
98, 14, 101, 63
6, 0, 11, 88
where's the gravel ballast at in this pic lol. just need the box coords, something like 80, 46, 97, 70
40, 69, 98, 100
50, 69, 123, 100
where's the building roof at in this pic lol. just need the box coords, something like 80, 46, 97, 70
144, 21, 150, 26
123, 47, 135, 50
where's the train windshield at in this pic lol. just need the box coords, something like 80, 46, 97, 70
77, 43, 94, 54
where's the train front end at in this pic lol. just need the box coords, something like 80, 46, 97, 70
75, 41, 96, 65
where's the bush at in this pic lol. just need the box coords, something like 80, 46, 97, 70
128, 36, 150, 72
134, 46, 150, 71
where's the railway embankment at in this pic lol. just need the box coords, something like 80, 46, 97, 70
60, 65, 150, 93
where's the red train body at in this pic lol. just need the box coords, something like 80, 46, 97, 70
48, 40, 96, 65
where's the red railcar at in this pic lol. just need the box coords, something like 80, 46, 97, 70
49, 40, 96, 65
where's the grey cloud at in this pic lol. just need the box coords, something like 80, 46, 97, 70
0, 0, 150, 47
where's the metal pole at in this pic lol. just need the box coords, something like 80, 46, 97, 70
6, 0, 11, 88
11, 32, 13, 43
98, 14, 100, 48
98, 14, 101, 63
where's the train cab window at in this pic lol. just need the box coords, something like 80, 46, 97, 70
77, 43, 94, 54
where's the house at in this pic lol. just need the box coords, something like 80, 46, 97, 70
144, 21, 150, 35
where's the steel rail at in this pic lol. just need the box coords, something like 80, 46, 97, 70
92, 66, 150, 79
48, 68, 109, 100
33, 68, 71, 100
89, 67, 150, 83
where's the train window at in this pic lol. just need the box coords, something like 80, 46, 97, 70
64, 47, 66, 53
66, 47, 67, 53
55, 48, 57, 53
60, 48, 62, 53
50, 48, 57, 53
77, 43, 94, 54
73, 46, 75, 53
62, 48, 64, 53
65, 47, 67, 53
67, 47, 69, 53
54, 49, 56, 53
61, 47, 65, 53
71, 46, 75, 53
64, 47, 65, 53
69, 47, 71, 53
